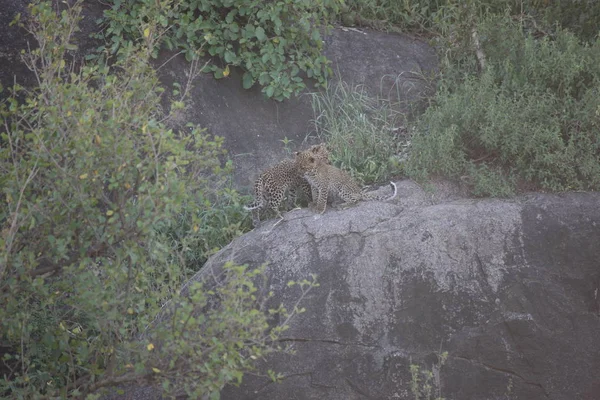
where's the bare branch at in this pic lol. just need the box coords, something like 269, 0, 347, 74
471, 28, 486, 71
1, 160, 39, 279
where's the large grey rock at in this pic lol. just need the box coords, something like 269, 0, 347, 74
179, 181, 600, 400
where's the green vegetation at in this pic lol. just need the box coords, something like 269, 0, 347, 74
315, 1, 600, 195
98, 0, 342, 100
343, 0, 600, 41
310, 81, 407, 185
410, 351, 448, 400
95, 0, 600, 195
407, 16, 600, 195
0, 1, 317, 397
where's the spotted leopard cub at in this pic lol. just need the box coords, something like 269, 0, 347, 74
244, 144, 331, 226
294, 150, 397, 214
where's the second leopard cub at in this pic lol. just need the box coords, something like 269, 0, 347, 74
295, 150, 397, 214
244, 143, 331, 226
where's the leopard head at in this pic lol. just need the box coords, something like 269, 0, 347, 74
295, 143, 329, 172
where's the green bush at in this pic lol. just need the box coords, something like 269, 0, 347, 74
98, 0, 341, 100
310, 81, 407, 185
406, 15, 600, 195
0, 1, 316, 397
344, 0, 600, 40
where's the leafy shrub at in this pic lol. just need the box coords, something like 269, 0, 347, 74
0, 1, 315, 397
118, 263, 317, 399
407, 15, 600, 195
310, 81, 407, 185
98, 0, 341, 100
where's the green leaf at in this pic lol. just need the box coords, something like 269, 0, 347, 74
224, 50, 236, 63
255, 26, 266, 41
242, 72, 254, 89
225, 10, 237, 24
311, 30, 321, 42
265, 86, 275, 97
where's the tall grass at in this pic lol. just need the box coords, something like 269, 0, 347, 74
310, 81, 409, 185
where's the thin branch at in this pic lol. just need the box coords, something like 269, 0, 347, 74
155, 50, 186, 72
471, 28, 486, 71
269, 278, 317, 339
1, 160, 39, 278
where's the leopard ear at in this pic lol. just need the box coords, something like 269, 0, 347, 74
295, 151, 300, 156
317, 143, 330, 152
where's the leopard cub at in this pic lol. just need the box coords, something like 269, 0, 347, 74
244, 143, 330, 226
294, 150, 397, 214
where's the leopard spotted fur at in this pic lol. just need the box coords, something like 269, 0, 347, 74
294, 150, 396, 214
244, 143, 330, 225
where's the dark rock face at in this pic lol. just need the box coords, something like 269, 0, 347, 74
323, 27, 436, 113
0, 0, 105, 98
187, 182, 600, 400
0, 0, 35, 95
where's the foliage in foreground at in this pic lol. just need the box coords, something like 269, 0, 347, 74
0, 1, 315, 397
406, 15, 600, 196
98, 0, 342, 100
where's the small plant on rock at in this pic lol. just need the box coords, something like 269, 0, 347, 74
410, 351, 448, 400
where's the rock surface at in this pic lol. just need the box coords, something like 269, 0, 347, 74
184, 181, 600, 400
